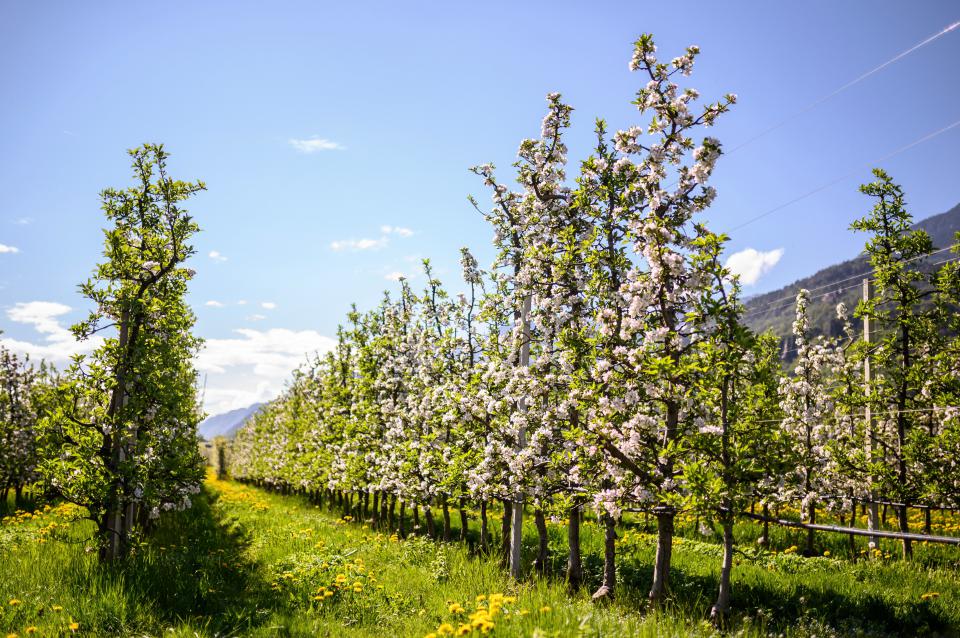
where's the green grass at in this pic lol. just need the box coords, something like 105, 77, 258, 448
0, 477, 958, 637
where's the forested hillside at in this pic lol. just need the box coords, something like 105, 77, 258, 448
744, 202, 960, 359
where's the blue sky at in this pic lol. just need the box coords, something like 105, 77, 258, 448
1, 1, 958, 414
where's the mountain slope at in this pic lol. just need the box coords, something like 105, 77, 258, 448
744, 202, 960, 357
198, 402, 264, 440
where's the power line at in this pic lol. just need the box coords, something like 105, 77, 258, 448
743, 247, 959, 317
726, 20, 960, 156
727, 119, 960, 232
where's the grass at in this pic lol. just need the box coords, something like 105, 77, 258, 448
0, 475, 957, 637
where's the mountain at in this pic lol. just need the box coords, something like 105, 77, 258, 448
198, 402, 264, 440
744, 202, 960, 359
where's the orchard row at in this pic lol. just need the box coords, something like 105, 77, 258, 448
228, 34, 960, 621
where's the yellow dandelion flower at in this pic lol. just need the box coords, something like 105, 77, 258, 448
6, 633, 18, 638
456, 625, 471, 636
25, 629, 36, 635
8, 599, 21, 606
475, 594, 486, 602
921, 592, 940, 601
437, 623, 455, 635
425, 634, 438, 638
539, 605, 552, 612
69, 622, 80, 631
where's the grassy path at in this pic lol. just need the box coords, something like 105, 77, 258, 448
1, 475, 958, 637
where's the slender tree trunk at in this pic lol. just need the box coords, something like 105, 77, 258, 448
399, 500, 406, 537
459, 498, 469, 542
760, 504, 770, 547
500, 500, 512, 567
849, 499, 858, 559
442, 497, 451, 541
425, 504, 436, 538
648, 511, 674, 605
566, 505, 583, 590
480, 501, 490, 552
924, 508, 932, 535
710, 520, 735, 625
591, 514, 616, 602
387, 495, 396, 531
371, 491, 380, 526
898, 504, 912, 559
533, 509, 548, 575
805, 501, 816, 556
413, 504, 420, 533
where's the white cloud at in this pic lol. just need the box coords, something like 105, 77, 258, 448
725, 248, 784, 285
196, 327, 336, 413
0, 244, 20, 254
237, 300, 248, 306
208, 250, 227, 262
384, 271, 406, 281
247, 314, 267, 322
330, 237, 389, 252
260, 301, 277, 310
289, 137, 345, 153
0, 301, 102, 363
205, 300, 224, 308
13, 218, 32, 226
380, 225, 414, 238
330, 225, 415, 253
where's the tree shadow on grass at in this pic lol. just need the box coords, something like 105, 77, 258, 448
74, 488, 286, 636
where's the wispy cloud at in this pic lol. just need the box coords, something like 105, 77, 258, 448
260, 301, 277, 310
13, 218, 32, 226
0, 244, 20, 254
380, 225, 414, 238
289, 137, 345, 153
384, 271, 406, 281
208, 250, 227, 263
247, 314, 267, 322
0, 301, 102, 363
725, 248, 784, 285
205, 300, 224, 308
330, 237, 389, 252
330, 225, 415, 253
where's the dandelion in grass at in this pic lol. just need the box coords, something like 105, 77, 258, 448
436, 623, 454, 635
69, 622, 79, 632
921, 592, 940, 600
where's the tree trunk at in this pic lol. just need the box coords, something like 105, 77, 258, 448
648, 511, 674, 606
500, 499, 512, 567
898, 504, 912, 559
442, 497, 451, 541
459, 497, 469, 542
480, 501, 489, 552
805, 501, 816, 556
425, 505, 436, 538
566, 505, 583, 590
413, 504, 420, 533
533, 509, 548, 575
387, 494, 396, 531
399, 500, 406, 537
591, 514, 616, 602
710, 520, 735, 625
371, 491, 380, 526
924, 508, 932, 535
760, 503, 770, 547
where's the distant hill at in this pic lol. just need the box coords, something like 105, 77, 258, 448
744, 202, 960, 359
198, 402, 264, 440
